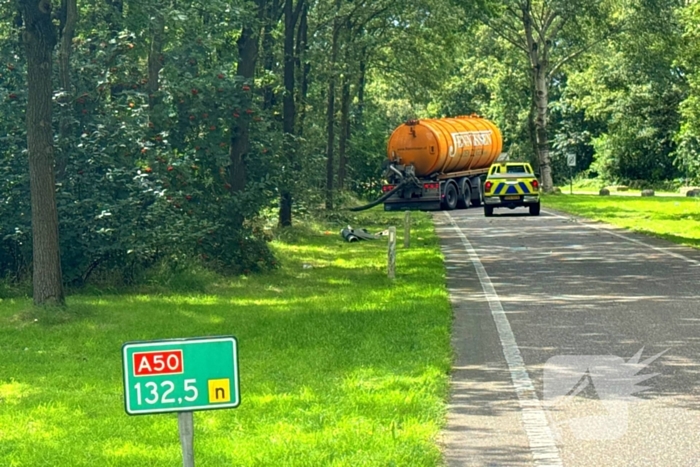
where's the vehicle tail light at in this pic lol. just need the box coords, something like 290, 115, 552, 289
531, 180, 539, 190
484, 181, 493, 193
423, 183, 439, 190
382, 185, 396, 193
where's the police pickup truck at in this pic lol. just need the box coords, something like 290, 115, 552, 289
482, 162, 540, 216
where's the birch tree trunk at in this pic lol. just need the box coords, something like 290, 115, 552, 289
532, 67, 553, 190
522, 2, 554, 191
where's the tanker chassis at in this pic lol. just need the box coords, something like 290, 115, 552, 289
382, 166, 489, 211
379, 116, 505, 212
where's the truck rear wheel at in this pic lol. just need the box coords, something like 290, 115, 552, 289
529, 202, 541, 216
443, 183, 458, 210
457, 183, 471, 209
472, 183, 483, 207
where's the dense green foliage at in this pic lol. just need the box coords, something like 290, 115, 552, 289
434, 1, 700, 187
2, 0, 700, 288
0, 211, 452, 466
562, 0, 687, 184
2, 2, 278, 285
0, 0, 463, 287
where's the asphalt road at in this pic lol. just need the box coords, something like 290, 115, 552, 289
436, 207, 700, 467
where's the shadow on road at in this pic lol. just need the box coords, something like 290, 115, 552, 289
436, 210, 700, 465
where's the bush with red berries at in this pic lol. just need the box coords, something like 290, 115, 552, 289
0, 17, 281, 286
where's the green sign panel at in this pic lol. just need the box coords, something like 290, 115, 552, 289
122, 336, 239, 415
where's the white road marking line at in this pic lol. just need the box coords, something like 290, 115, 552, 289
444, 212, 563, 467
542, 209, 700, 266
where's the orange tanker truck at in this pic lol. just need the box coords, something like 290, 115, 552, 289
379, 115, 505, 211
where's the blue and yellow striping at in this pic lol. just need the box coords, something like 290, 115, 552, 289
491, 181, 536, 195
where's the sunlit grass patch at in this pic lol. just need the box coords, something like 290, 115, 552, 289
543, 194, 700, 248
0, 209, 451, 466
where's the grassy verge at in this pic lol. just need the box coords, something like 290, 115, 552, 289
543, 194, 700, 248
565, 176, 685, 194
0, 210, 452, 466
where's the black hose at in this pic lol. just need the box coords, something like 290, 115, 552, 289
348, 180, 408, 212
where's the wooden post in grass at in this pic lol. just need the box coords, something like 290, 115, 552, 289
178, 412, 195, 467
388, 227, 396, 279
404, 211, 410, 248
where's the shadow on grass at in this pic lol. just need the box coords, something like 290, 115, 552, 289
647, 232, 700, 248
0, 298, 452, 466
544, 196, 700, 248
0, 211, 454, 467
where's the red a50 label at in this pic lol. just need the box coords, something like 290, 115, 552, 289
133, 350, 184, 376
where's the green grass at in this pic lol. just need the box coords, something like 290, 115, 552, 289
565, 176, 688, 195
543, 194, 700, 248
0, 211, 452, 466
569, 177, 603, 191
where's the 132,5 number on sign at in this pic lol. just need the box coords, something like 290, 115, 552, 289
121, 337, 239, 415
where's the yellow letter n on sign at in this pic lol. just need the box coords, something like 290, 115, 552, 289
208, 378, 231, 403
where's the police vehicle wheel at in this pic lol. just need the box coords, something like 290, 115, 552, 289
529, 202, 541, 216
484, 206, 494, 217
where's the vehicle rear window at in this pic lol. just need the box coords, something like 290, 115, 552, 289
506, 165, 528, 174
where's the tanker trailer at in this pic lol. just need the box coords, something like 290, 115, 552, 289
381, 115, 505, 211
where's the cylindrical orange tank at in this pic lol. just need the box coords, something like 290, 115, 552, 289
386, 115, 503, 177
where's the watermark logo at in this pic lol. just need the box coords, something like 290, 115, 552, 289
543, 348, 667, 441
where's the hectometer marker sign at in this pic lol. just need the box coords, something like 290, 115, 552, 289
122, 337, 239, 415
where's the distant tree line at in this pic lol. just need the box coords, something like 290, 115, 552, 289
0, 0, 459, 303
444, 0, 700, 190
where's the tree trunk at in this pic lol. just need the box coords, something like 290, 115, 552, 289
261, 0, 280, 111
279, 0, 298, 226
295, 2, 309, 136
532, 70, 553, 189
337, 75, 350, 190
527, 101, 539, 170
523, 4, 554, 192
19, 0, 65, 306
229, 22, 260, 192
324, 17, 340, 210
58, 0, 76, 96
147, 10, 165, 112
356, 51, 366, 129
55, 0, 77, 180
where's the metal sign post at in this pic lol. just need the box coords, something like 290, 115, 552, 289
122, 336, 240, 466
567, 153, 576, 195
569, 165, 573, 195
178, 412, 195, 467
